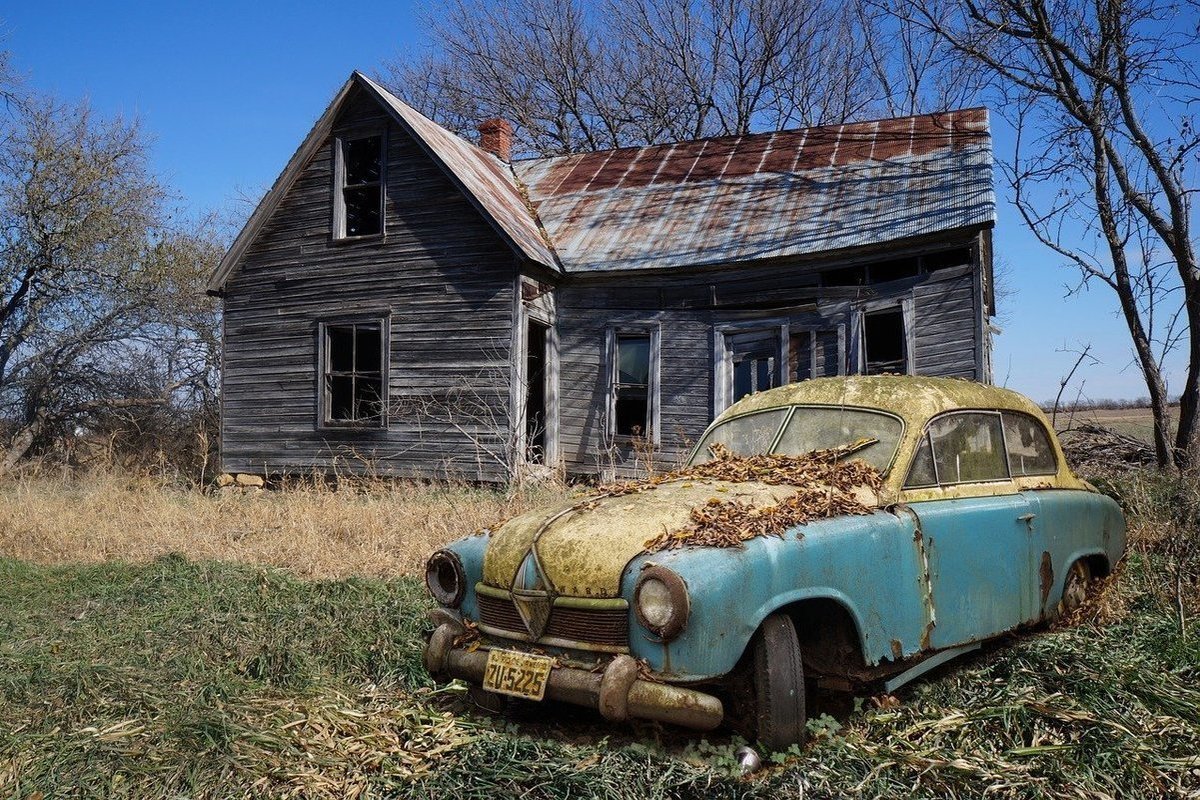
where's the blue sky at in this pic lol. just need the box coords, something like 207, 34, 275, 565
2, 1, 1178, 403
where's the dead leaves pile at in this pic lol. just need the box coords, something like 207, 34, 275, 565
636, 441, 884, 553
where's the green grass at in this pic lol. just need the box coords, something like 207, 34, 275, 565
2, 554, 1198, 798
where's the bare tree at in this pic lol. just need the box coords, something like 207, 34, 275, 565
900, 0, 1200, 470
0, 94, 221, 473
384, 0, 982, 157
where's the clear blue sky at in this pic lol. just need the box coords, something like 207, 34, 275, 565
2, 1, 1179, 403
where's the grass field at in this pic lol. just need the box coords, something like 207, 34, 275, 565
1053, 405, 1176, 443
1, 469, 1198, 798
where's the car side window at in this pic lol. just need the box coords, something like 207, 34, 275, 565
905, 433, 937, 487
906, 412, 1010, 487
1002, 412, 1058, 476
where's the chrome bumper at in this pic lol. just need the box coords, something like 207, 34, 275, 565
423, 615, 724, 731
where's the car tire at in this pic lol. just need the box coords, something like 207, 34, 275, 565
753, 613, 807, 751
1059, 559, 1092, 616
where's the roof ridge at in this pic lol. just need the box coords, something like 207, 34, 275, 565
514, 106, 990, 166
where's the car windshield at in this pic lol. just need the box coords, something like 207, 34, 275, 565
690, 406, 904, 473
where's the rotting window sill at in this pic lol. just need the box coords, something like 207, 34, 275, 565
329, 232, 386, 247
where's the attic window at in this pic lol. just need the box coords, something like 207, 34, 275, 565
320, 320, 387, 426
336, 134, 384, 238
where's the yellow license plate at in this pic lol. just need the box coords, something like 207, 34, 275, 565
483, 649, 553, 701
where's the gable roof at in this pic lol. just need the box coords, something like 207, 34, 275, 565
514, 109, 994, 273
207, 72, 558, 293
210, 74, 994, 291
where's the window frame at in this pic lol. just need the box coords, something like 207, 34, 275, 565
606, 325, 660, 444
903, 410, 1014, 488
1002, 411, 1060, 478
714, 321, 788, 415
851, 297, 915, 376
332, 128, 387, 241
317, 316, 390, 429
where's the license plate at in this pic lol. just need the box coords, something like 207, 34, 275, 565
483, 649, 553, 701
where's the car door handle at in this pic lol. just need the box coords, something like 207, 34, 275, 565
1017, 513, 1036, 523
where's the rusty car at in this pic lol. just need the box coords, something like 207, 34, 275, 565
422, 376, 1126, 750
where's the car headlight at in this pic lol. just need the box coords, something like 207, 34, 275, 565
634, 566, 689, 640
425, 550, 465, 608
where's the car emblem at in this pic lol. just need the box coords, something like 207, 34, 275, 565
511, 549, 552, 639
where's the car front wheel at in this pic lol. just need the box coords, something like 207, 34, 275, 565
752, 613, 807, 751
1059, 559, 1092, 616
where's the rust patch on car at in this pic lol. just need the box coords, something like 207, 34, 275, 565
890, 639, 903, 659
1039, 551, 1054, 606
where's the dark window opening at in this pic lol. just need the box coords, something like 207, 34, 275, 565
323, 321, 385, 425
924, 247, 972, 271
340, 135, 383, 237
733, 354, 776, 402
614, 334, 651, 437
864, 308, 906, 375
525, 321, 548, 463
870, 257, 920, 284
822, 265, 865, 287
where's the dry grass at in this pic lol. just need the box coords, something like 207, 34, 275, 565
0, 470, 569, 579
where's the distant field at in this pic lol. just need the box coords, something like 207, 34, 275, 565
1051, 406, 1175, 443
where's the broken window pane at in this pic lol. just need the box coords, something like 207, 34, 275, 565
927, 413, 1008, 484
355, 325, 382, 372
345, 136, 382, 184
355, 376, 384, 421
340, 135, 382, 237
329, 375, 355, 422
1003, 413, 1058, 476
344, 185, 381, 237
615, 388, 649, 437
864, 308, 906, 375
328, 326, 354, 372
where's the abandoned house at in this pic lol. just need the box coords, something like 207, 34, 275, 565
208, 71, 997, 481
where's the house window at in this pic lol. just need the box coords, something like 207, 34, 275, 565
863, 307, 907, 375
611, 332, 656, 439
336, 134, 384, 238
321, 320, 386, 426
733, 353, 775, 402
721, 327, 782, 409
790, 328, 841, 381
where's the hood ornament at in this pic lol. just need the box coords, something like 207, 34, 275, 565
511, 549, 553, 639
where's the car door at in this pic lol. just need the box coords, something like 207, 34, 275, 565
904, 411, 1043, 650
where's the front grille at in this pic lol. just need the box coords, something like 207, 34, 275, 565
476, 593, 629, 649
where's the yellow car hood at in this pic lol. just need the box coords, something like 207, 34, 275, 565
482, 479, 856, 598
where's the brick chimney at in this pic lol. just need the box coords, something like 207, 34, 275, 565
478, 118, 514, 162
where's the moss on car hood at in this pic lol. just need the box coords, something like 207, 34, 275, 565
481, 479, 805, 597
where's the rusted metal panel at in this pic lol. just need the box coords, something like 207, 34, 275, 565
514, 109, 994, 274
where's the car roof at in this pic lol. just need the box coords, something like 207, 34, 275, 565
722, 375, 1050, 430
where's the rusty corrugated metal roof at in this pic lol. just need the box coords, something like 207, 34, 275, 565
359, 75, 561, 272
513, 109, 994, 273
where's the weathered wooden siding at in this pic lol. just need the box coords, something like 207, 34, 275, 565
555, 246, 986, 477
221, 86, 518, 480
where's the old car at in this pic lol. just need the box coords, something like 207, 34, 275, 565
422, 376, 1126, 749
